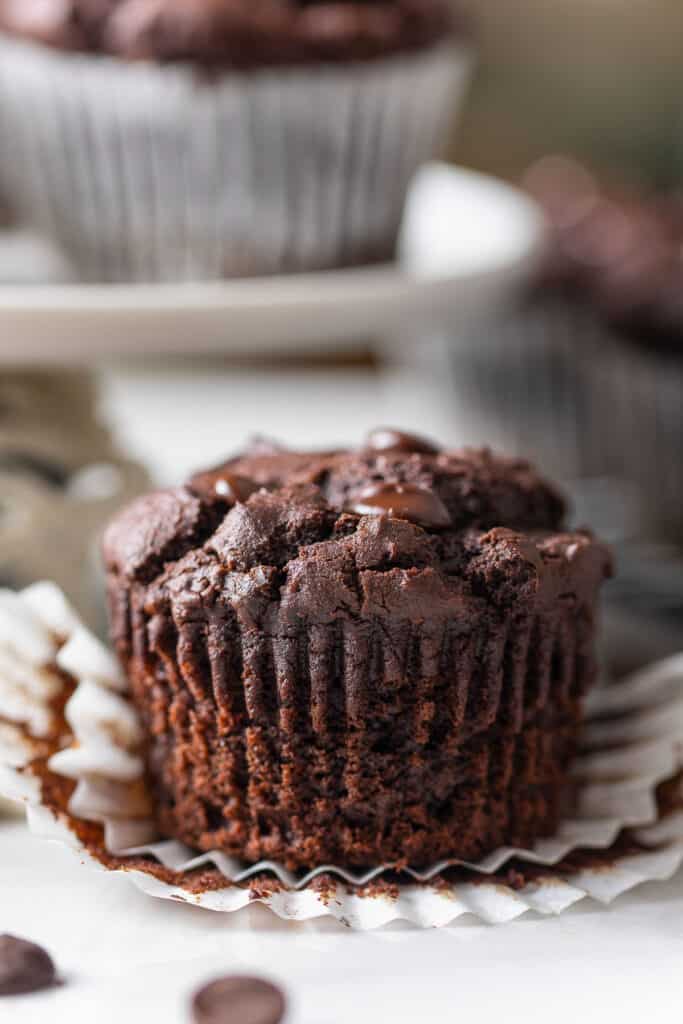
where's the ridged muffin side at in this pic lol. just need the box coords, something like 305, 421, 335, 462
104, 442, 611, 869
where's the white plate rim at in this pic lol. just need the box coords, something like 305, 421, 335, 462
0, 165, 545, 360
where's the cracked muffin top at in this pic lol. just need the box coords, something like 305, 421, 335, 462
103, 430, 611, 625
0, 0, 460, 66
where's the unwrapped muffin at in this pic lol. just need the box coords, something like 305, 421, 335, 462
103, 431, 611, 870
0, 0, 471, 282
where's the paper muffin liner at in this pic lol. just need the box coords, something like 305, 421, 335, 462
1, 582, 682, 928
438, 296, 683, 544
106, 538, 603, 870
0, 35, 470, 282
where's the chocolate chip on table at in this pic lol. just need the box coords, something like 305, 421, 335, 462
192, 976, 286, 1024
349, 482, 452, 529
0, 934, 57, 996
363, 427, 441, 455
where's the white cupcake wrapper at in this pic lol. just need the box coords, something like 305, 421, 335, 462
438, 298, 683, 543
0, 36, 471, 282
17, 809, 683, 929
1, 583, 682, 928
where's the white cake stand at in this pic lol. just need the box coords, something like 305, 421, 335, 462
0, 164, 544, 362
0, 163, 543, 622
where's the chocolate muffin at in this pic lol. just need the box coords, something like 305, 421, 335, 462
103, 431, 611, 870
527, 161, 683, 356
0, 0, 454, 65
0, 1, 471, 282
444, 158, 683, 544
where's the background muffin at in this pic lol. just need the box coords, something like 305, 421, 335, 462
0, 0, 471, 282
441, 159, 683, 546
104, 431, 611, 870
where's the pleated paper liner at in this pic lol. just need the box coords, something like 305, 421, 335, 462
107, 529, 604, 869
0, 36, 471, 282
1, 582, 682, 929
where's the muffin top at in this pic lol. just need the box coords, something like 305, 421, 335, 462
0, 0, 459, 66
103, 431, 611, 622
526, 156, 683, 355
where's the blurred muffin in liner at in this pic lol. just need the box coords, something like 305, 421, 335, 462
443, 157, 683, 546
0, 1, 472, 282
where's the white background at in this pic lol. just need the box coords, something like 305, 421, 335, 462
3, 819, 683, 1024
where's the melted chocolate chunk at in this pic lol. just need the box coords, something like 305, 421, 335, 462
363, 427, 440, 455
192, 976, 286, 1024
349, 482, 451, 529
0, 935, 57, 997
189, 470, 258, 505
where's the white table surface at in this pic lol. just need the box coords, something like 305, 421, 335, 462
3, 817, 683, 1024
3, 361, 683, 1022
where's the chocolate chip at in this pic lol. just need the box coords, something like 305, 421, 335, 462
349, 482, 451, 529
191, 976, 286, 1024
210, 473, 258, 503
189, 470, 258, 505
364, 428, 440, 455
0, 934, 57, 997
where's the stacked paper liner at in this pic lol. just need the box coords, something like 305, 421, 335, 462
1, 582, 682, 928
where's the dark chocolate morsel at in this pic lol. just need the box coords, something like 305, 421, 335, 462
0, 934, 57, 997
212, 474, 257, 502
349, 482, 451, 529
189, 470, 258, 505
364, 427, 440, 455
191, 976, 286, 1024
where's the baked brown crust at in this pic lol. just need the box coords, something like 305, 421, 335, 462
104, 436, 611, 869
0, 0, 459, 66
